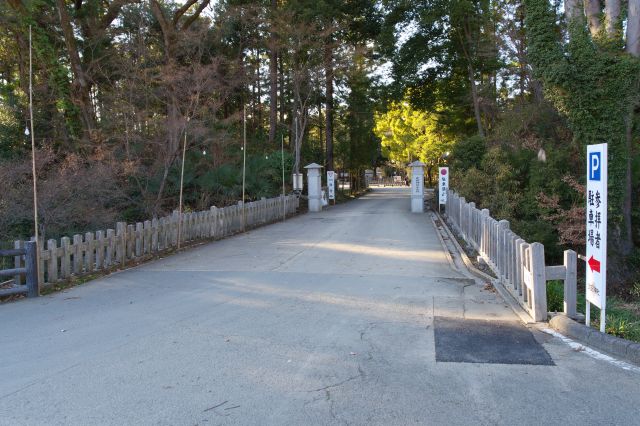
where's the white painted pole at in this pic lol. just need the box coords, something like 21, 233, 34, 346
586, 301, 591, 326
281, 134, 286, 221
600, 306, 606, 333
242, 105, 247, 231
28, 25, 40, 254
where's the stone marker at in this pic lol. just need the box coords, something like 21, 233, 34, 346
304, 163, 323, 212
410, 161, 426, 213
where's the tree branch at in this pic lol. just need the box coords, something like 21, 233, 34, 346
180, 0, 210, 31
173, 0, 199, 26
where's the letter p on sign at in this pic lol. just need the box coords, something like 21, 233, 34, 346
589, 152, 601, 181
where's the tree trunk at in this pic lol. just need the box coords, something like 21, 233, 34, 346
627, 0, 640, 56
256, 48, 262, 129
318, 97, 323, 152
564, 0, 583, 22
585, 0, 602, 36
622, 113, 635, 254
149, 0, 209, 214
55, 0, 96, 141
269, 0, 278, 145
324, 43, 334, 171
605, 0, 621, 36
467, 64, 485, 138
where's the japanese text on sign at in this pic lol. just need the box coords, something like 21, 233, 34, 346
327, 171, 335, 200
439, 167, 449, 205
413, 175, 422, 196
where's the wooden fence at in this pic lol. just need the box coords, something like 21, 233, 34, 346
0, 242, 39, 297
445, 190, 577, 322
10, 195, 299, 292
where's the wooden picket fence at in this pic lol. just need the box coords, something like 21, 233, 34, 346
11, 195, 299, 291
445, 190, 577, 322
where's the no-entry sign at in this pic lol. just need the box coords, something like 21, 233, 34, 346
439, 167, 449, 205
586, 144, 607, 329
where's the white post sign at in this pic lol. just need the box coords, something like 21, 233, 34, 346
585, 143, 607, 332
439, 167, 449, 205
327, 171, 335, 200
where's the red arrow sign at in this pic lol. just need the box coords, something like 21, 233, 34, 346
588, 256, 601, 273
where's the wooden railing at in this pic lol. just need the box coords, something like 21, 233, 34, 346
0, 242, 39, 298
445, 190, 577, 322
10, 195, 299, 292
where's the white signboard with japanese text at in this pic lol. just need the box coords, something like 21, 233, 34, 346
413, 174, 423, 196
439, 167, 449, 205
586, 144, 607, 312
327, 171, 335, 200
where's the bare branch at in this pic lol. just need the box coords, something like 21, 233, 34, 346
180, 0, 210, 31
173, 0, 199, 26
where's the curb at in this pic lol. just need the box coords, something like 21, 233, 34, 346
549, 315, 640, 366
430, 210, 534, 325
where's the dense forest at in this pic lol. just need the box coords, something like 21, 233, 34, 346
1, 0, 639, 293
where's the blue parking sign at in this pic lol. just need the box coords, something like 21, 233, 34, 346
589, 152, 601, 181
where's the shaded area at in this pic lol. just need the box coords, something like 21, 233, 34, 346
434, 316, 554, 365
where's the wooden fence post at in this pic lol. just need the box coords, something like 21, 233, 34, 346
497, 220, 509, 280
95, 231, 105, 270
14, 240, 24, 285
210, 207, 217, 238
25, 241, 39, 297
116, 222, 126, 265
135, 222, 143, 257
61, 236, 71, 279
514, 238, 524, 295
47, 239, 58, 283
468, 202, 475, 247
564, 250, 578, 318
106, 229, 115, 267
85, 232, 95, 272
480, 209, 490, 258
73, 234, 83, 274
151, 219, 159, 252
35, 236, 44, 286
123, 225, 132, 259
143, 221, 151, 255
530, 242, 548, 322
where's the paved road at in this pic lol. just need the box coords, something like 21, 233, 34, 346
1, 188, 638, 425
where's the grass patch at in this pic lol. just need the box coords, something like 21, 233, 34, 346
547, 281, 640, 342
40, 273, 104, 296
546, 280, 564, 313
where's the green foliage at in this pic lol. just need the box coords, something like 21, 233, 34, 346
524, 0, 640, 253
191, 150, 293, 207
374, 100, 454, 166
450, 96, 587, 262
451, 135, 485, 171
630, 282, 640, 301
576, 293, 640, 342
546, 280, 564, 313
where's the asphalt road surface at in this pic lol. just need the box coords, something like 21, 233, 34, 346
1, 188, 638, 425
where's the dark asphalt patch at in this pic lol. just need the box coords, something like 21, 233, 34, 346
434, 317, 554, 365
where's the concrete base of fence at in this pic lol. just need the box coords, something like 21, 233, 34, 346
430, 211, 534, 325
549, 315, 640, 366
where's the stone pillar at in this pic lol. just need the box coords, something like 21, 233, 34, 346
364, 169, 374, 187
410, 161, 426, 213
304, 163, 323, 212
